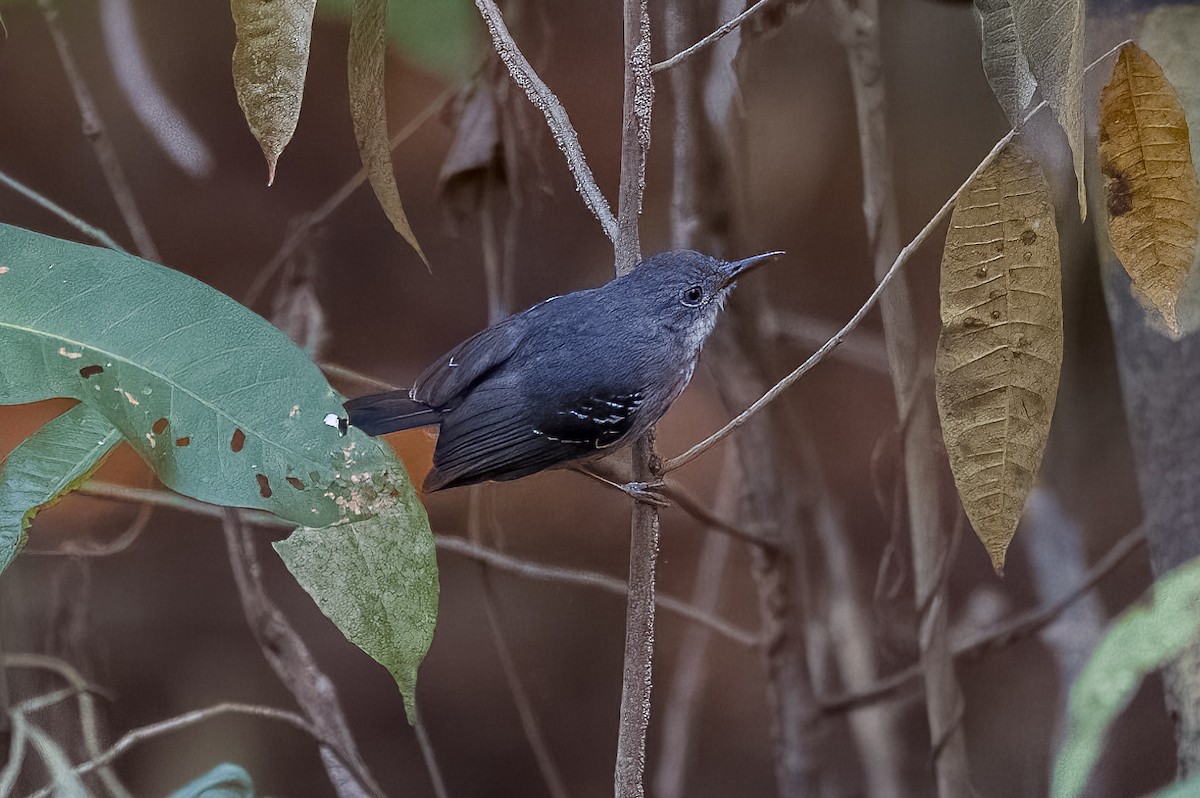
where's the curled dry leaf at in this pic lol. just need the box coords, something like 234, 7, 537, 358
1099, 42, 1200, 338
230, 0, 317, 185
935, 141, 1063, 575
1010, 0, 1085, 218
349, 0, 427, 266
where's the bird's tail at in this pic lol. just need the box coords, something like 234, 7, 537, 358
344, 391, 441, 436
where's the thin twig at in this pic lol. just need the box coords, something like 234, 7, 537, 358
38, 0, 160, 261
436, 535, 759, 647
69, 480, 760, 647
761, 310, 889, 375
0, 168, 123, 251
413, 706, 451, 798
22, 503, 152, 558
5, 650, 129, 796
321, 361, 400, 392
243, 86, 456, 308
221, 510, 384, 798
651, 0, 802, 73
474, 0, 617, 241
662, 37, 1132, 475
22, 702, 359, 798
819, 526, 1147, 714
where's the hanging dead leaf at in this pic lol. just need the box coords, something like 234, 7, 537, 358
935, 141, 1063, 575
1010, 0, 1086, 219
1099, 43, 1200, 338
349, 0, 427, 266
230, 0, 316, 185
974, 0, 1036, 126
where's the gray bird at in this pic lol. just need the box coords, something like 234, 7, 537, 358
343, 249, 781, 491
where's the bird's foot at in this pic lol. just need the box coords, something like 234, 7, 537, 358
619, 480, 671, 508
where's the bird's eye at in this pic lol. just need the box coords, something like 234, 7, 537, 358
681, 285, 704, 307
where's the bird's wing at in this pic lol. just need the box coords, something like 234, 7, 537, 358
413, 313, 528, 409
425, 386, 648, 491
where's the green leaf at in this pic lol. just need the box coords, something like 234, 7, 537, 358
0, 223, 391, 527
349, 0, 428, 265
1149, 774, 1200, 798
231, 0, 318, 185
0, 403, 122, 571
274, 471, 438, 722
1052, 555, 1200, 798
167, 764, 255, 798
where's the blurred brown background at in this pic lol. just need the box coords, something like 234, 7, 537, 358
0, 0, 1169, 795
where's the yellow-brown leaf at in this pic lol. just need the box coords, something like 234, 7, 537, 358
230, 0, 316, 185
349, 0, 427, 266
936, 141, 1063, 575
1099, 43, 1200, 338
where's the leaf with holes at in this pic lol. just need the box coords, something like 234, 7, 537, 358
231, 0, 317, 185
1052, 555, 1200, 798
1099, 42, 1200, 338
349, 0, 427, 265
0, 223, 390, 527
0, 403, 122, 571
1010, 0, 1086, 218
935, 141, 1063, 575
274, 470, 437, 722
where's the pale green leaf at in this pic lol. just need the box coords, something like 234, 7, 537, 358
349, 0, 428, 265
167, 764, 255, 798
0, 403, 122, 572
1148, 774, 1200, 798
231, 0, 317, 185
1010, 0, 1086, 218
974, 0, 1036, 125
0, 223, 391, 527
274, 471, 438, 722
1052, 555, 1200, 798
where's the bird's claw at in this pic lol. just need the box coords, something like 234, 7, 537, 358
620, 480, 671, 507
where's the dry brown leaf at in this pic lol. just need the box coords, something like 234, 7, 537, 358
230, 0, 316, 185
935, 141, 1063, 575
1099, 42, 1200, 338
349, 0, 427, 266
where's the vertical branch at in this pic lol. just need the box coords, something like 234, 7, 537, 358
651, 449, 740, 798
614, 0, 654, 276
38, 0, 161, 262
664, 2, 826, 794
470, 180, 571, 798
613, 3, 657, 798
220, 511, 386, 798
827, 0, 972, 794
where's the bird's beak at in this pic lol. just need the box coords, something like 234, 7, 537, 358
719, 251, 784, 289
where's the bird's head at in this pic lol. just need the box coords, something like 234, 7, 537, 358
628, 249, 783, 350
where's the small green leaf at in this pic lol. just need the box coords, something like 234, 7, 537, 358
167, 764, 255, 798
0, 403, 122, 571
0, 223, 392, 527
349, 0, 428, 265
1052, 555, 1200, 798
274, 471, 438, 721
231, 0, 318, 184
